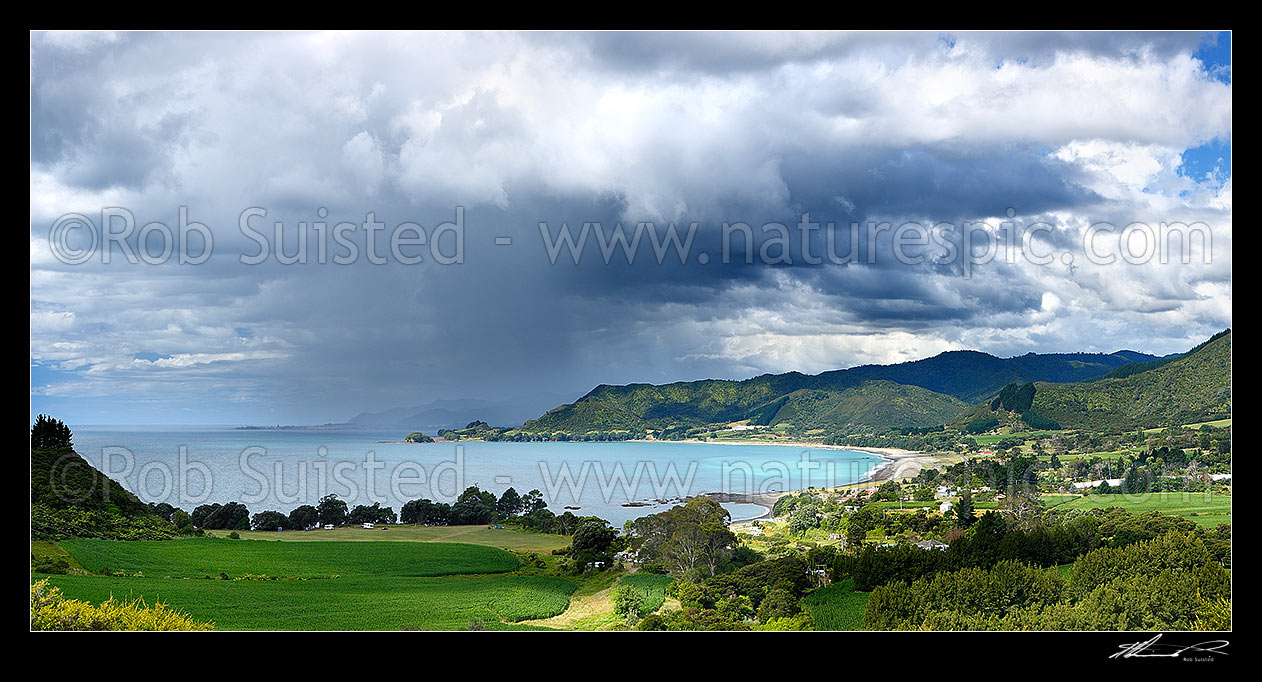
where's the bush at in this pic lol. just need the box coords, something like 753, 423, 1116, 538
31, 579, 214, 631
32, 557, 70, 575
612, 585, 647, 617
31, 504, 179, 541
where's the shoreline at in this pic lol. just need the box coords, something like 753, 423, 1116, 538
386, 435, 952, 522
680, 440, 922, 523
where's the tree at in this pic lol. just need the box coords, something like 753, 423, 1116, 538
846, 509, 875, 549
496, 487, 523, 518
521, 489, 548, 515
31, 415, 73, 451
757, 588, 802, 623
172, 509, 193, 533
251, 510, 289, 531
349, 502, 396, 525
190, 501, 250, 530
572, 519, 617, 567
612, 585, 647, 619
317, 494, 348, 526
288, 504, 318, 529
874, 481, 901, 502
788, 504, 821, 534
956, 486, 975, 528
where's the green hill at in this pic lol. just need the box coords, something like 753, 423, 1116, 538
955, 331, 1231, 431
518, 334, 1223, 438
518, 344, 1169, 436
31, 416, 177, 541
522, 378, 966, 434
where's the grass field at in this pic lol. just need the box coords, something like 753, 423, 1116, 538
37, 535, 579, 630
804, 579, 869, 631
972, 430, 1066, 445
1143, 418, 1232, 434
1041, 492, 1231, 527
31, 540, 85, 572
208, 523, 570, 552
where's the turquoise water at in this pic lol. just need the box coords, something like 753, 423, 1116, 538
69, 426, 884, 526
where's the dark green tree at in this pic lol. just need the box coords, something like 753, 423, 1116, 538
317, 494, 349, 525
956, 485, 975, 528
31, 414, 73, 450
251, 510, 289, 531
496, 487, 523, 517
288, 504, 319, 529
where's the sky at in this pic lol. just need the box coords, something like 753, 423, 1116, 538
30, 30, 1231, 425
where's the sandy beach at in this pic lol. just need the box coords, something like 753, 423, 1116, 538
682, 439, 942, 522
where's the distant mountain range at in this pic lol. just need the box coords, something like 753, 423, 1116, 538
514, 334, 1228, 436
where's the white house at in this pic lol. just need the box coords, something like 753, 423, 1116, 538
939, 501, 954, 514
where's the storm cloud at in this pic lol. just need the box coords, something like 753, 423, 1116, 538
29, 30, 1232, 424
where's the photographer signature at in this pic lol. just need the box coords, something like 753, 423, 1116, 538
1111, 634, 1229, 660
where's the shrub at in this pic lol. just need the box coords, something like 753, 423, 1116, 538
612, 585, 647, 617
30, 579, 213, 631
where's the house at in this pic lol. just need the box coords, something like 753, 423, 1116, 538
916, 539, 949, 551
939, 501, 953, 514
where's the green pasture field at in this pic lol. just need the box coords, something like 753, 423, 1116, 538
1040, 492, 1231, 527
35, 535, 579, 630
1143, 418, 1232, 434
972, 430, 1066, 445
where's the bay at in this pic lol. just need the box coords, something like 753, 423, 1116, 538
69, 426, 885, 527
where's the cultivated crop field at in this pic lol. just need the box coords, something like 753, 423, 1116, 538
62, 537, 521, 578
41, 573, 576, 629
211, 524, 571, 552
39, 536, 578, 630
804, 579, 869, 631
620, 573, 673, 613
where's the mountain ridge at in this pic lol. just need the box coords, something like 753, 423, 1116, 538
515, 341, 1206, 437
